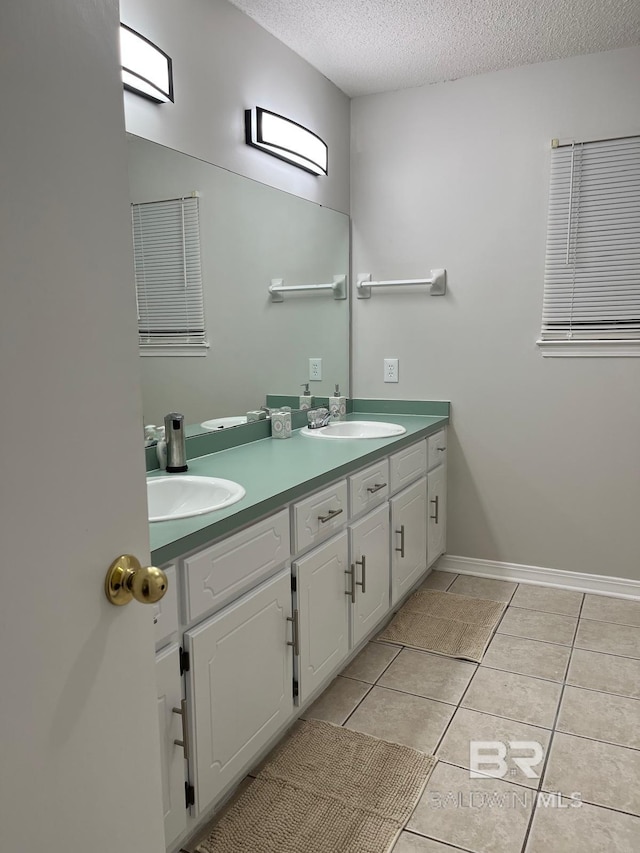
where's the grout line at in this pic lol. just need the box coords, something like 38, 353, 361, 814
478, 662, 568, 686
496, 629, 573, 648
435, 759, 538, 792
573, 642, 640, 661
402, 827, 476, 852
432, 665, 479, 755
360, 680, 462, 708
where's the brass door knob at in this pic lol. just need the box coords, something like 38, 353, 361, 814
105, 555, 168, 606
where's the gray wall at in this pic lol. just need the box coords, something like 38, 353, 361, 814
121, 0, 351, 214
351, 47, 640, 580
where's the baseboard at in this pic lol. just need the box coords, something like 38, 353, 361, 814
434, 554, 640, 600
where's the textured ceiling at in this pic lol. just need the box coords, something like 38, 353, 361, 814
227, 0, 640, 97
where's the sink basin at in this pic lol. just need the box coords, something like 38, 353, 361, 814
200, 416, 247, 431
300, 420, 407, 439
147, 475, 246, 522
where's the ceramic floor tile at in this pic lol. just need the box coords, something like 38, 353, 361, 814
344, 685, 454, 753
556, 685, 640, 749
408, 762, 534, 853
525, 798, 640, 853
497, 607, 577, 646
567, 648, 640, 699
377, 648, 476, 704
393, 832, 463, 852
420, 571, 457, 591
340, 641, 401, 684
510, 585, 583, 617
482, 634, 571, 682
437, 707, 551, 789
542, 732, 640, 816
448, 575, 517, 603
300, 676, 370, 725
462, 667, 562, 729
581, 594, 640, 627
574, 619, 640, 659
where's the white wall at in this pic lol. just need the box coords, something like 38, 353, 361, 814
351, 47, 640, 580
121, 0, 351, 214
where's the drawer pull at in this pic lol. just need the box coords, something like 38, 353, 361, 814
355, 555, 367, 594
430, 495, 440, 524
345, 565, 356, 603
172, 699, 189, 761
366, 482, 387, 494
318, 507, 343, 524
287, 609, 300, 656
437, 446, 446, 452
395, 525, 405, 558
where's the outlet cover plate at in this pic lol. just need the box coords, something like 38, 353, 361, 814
384, 358, 399, 383
309, 357, 322, 381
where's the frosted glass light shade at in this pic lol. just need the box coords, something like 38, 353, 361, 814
245, 107, 328, 176
120, 24, 173, 104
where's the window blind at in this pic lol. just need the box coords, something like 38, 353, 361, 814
131, 195, 207, 351
541, 136, 640, 343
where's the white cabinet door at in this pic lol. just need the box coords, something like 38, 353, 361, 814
350, 504, 391, 647
294, 531, 350, 703
428, 465, 447, 566
185, 569, 294, 814
391, 477, 428, 605
155, 644, 187, 848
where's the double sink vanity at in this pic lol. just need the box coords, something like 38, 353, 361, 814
149, 403, 449, 851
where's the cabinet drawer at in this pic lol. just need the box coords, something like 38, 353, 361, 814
349, 459, 390, 518
153, 564, 178, 651
293, 480, 348, 553
390, 440, 427, 493
183, 509, 290, 624
428, 429, 447, 471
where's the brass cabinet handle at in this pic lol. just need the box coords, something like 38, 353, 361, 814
345, 565, 356, 603
355, 555, 367, 594
104, 555, 168, 606
366, 482, 387, 494
395, 525, 405, 558
430, 495, 440, 524
172, 699, 189, 761
318, 507, 343, 524
287, 609, 300, 656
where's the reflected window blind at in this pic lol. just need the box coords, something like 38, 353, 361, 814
131, 195, 207, 350
541, 136, 640, 341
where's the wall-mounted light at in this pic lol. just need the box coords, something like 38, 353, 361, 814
120, 24, 173, 104
245, 107, 328, 176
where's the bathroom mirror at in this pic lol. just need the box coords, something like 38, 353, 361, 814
127, 134, 350, 436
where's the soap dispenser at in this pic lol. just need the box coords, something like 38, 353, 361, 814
299, 383, 315, 411
164, 412, 188, 473
329, 384, 347, 421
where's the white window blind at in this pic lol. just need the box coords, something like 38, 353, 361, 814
131, 195, 208, 354
540, 135, 640, 355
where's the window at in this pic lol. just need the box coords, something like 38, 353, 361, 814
538, 135, 640, 357
131, 195, 208, 355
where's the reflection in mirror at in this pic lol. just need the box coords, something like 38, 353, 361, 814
127, 135, 350, 437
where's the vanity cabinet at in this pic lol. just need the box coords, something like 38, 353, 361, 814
155, 643, 188, 847
349, 503, 391, 647
184, 568, 294, 813
390, 478, 428, 605
155, 424, 448, 849
293, 531, 350, 703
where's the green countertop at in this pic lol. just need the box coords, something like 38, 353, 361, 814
150, 411, 449, 565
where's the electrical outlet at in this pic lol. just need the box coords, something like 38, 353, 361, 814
309, 357, 322, 381
384, 358, 399, 383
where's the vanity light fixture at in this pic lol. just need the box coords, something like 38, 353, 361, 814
120, 23, 174, 104
245, 107, 328, 176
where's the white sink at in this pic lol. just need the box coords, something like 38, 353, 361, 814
200, 416, 247, 431
147, 475, 246, 522
300, 420, 406, 439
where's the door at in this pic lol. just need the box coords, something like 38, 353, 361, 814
391, 478, 428, 605
294, 531, 350, 703
428, 465, 447, 566
156, 645, 188, 847
350, 504, 391, 646
185, 569, 294, 814
0, 4, 165, 851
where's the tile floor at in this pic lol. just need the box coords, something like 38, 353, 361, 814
184, 571, 640, 853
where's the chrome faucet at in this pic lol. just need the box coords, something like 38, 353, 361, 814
307, 407, 331, 429
164, 412, 188, 473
